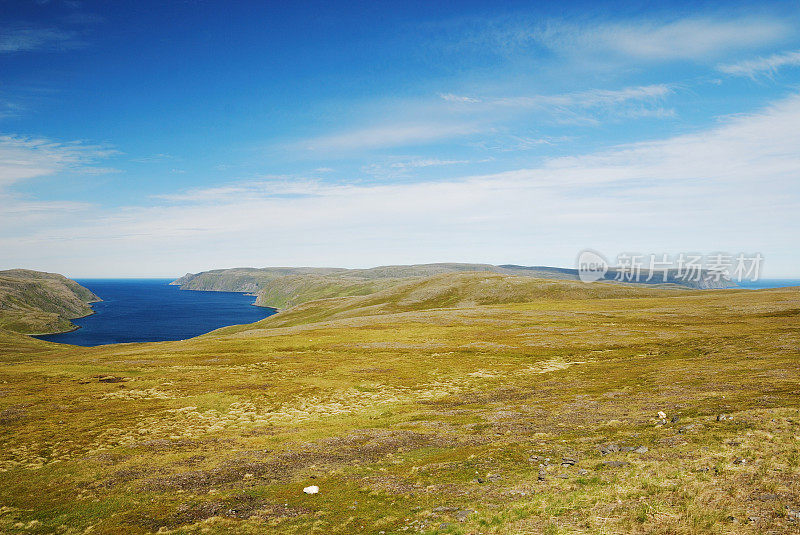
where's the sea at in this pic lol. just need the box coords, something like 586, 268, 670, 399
734, 279, 800, 289
35, 279, 276, 347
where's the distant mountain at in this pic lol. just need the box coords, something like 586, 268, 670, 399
171, 262, 732, 310
0, 269, 100, 335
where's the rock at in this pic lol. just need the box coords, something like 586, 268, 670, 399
556, 473, 569, 479
302, 485, 319, 494
657, 411, 667, 419
733, 458, 746, 465
599, 444, 619, 455
487, 473, 501, 482
619, 446, 635, 452
678, 424, 696, 434
716, 413, 732, 421
561, 457, 577, 466
538, 466, 547, 482
433, 506, 458, 513
602, 460, 630, 468
577, 469, 589, 476
756, 493, 780, 501
670, 415, 680, 423
474, 477, 485, 484
455, 509, 474, 522
633, 446, 649, 454
787, 506, 800, 521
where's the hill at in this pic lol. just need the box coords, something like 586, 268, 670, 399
0, 269, 99, 335
173, 262, 731, 311
0, 271, 796, 534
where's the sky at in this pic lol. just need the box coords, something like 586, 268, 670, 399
1, 0, 799, 277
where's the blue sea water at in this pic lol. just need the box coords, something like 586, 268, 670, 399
36, 279, 276, 347
735, 279, 800, 289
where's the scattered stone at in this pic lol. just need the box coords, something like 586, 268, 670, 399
756, 493, 780, 501
537, 466, 546, 482
556, 474, 569, 479
302, 485, 319, 494
747, 516, 759, 524
670, 415, 680, 423
787, 506, 800, 522
474, 477, 485, 484
619, 446, 635, 452
733, 458, 746, 465
527, 455, 540, 463
561, 457, 577, 466
487, 473, 501, 483
633, 446, 649, 454
433, 506, 458, 513
717, 413, 733, 421
678, 424, 696, 434
599, 444, 620, 455
602, 460, 630, 468
455, 509, 474, 522
657, 411, 667, 419
577, 469, 589, 476
98, 375, 125, 383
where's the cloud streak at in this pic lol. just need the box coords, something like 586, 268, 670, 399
719, 49, 800, 78
0, 26, 82, 53
298, 122, 480, 152
4, 93, 799, 276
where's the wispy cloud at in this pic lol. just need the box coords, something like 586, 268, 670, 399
442, 15, 789, 62
298, 122, 480, 152
447, 84, 671, 110
0, 135, 115, 186
7, 92, 798, 275
439, 93, 481, 103
0, 26, 82, 53
718, 49, 800, 78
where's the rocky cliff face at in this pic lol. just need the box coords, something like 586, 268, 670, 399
0, 269, 100, 335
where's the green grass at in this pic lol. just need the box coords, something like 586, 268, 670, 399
0, 273, 798, 534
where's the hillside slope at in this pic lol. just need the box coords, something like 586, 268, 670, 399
173, 262, 731, 311
0, 269, 99, 335
221, 272, 691, 332
0, 274, 796, 534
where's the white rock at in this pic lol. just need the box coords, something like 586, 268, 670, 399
657, 411, 667, 419
303, 485, 319, 494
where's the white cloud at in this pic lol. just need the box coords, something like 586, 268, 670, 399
0, 26, 81, 53
490, 84, 671, 110
390, 158, 472, 169
0, 135, 115, 186
575, 18, 788, 61
718, 49, 800, 78
451, 16, 789, 62
439, 93, 481, 103
299, 122, 480, 152
4, 93, 800, 276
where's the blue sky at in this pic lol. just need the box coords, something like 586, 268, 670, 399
1, 0, 800, 277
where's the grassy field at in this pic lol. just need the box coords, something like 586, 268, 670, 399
0, 273, 798, 534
